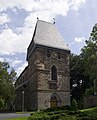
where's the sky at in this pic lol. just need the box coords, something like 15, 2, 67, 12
0, 0, 97, 76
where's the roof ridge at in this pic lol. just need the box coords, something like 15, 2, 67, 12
37, 19, 54, 25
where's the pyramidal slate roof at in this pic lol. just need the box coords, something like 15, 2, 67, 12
33, 20, 69, 51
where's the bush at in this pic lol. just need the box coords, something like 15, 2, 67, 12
44, 105, 71, 112
49, 114, 60, 120
46, 112, 54, 115
28, 113, 50, 120
67, 110, 78, 115
28, 106, 97, 120
84, 88, 94, 96
76, 112, 87, 117
78, 116, 96, 120
71, 99, 78, 110
59, 115, 76, 120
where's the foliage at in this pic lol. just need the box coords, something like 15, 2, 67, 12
70, 54, 86, 103
27, 107, 97, 120
81, 23, 97, 89
80, 107, 97, 119
43, 105, 71, 112
83, 88, 94, 96
0, 61, 17, 111
0, 97, 4, 110
70, 23, 97, 107
28, 112, 51, 120
71, 99, 78, 110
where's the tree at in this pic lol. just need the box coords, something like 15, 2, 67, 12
70, 54, 86, 102
0, 61, 17, 111
70, 23, 97, 102
81, 23, 97, 94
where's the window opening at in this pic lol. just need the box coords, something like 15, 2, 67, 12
51, 65, 57, 80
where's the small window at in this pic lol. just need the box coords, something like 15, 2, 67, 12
47, 50, 50, 58
51, 65, 57, 80
58, 53, 61, 59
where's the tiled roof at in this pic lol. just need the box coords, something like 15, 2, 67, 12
33, 20, 69, 51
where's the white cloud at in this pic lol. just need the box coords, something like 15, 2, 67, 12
0, 0, 87, 76
11, 60, 22, 67
16, 62, 28, 76
74, 37, 85, 43
23, 0, 70, 27
0, 0, 68, 13
37, 0, 69, 17
0, 0, 86, 13
0, 0, 86, 55
0, 57, 4, 62
70, 0, 86, 11
0, 13, 10, 25
69, 36, 85, 47
0, 27, 32, 55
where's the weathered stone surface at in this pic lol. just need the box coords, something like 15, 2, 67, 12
15, 20, 70, 111
84, 95, 97, 108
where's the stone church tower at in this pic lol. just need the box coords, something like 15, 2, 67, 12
15, 20, 70, 111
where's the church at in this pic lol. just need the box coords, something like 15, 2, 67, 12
15, 20, 70, 111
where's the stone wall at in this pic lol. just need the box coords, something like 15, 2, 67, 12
37, 91, 70, 110
84, 95, 97, 108
15, 45, 70, 111
34, 46, 70, 109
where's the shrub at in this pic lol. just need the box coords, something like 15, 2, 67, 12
67, 110, 78, 115
28, 113, 50, 120
71, 99, 78, 110
49, 114, 61, 120
44, 105, 71, 112
76, 112, 87, 117
78, 116, 96, 120
28, 106, 97, 120
84, 88, 94, 96
59, 115, 77, 120
47, 112, 54, 115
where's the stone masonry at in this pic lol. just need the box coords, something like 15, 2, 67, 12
15, 20, 70, 111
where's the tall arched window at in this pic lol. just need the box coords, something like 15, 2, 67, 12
51, 65, 57, 80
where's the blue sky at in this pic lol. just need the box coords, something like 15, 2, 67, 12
0, 0, 97, 76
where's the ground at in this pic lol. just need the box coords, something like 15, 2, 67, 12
0, 113, 30, 120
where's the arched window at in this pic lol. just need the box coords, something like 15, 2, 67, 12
51, 65, 57, 80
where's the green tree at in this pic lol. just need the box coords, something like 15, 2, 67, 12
81, 23, 97, 94
70, 54, 86, 102
71, 23, 97, 96
0, 97, 4, 110
0, 61, 17, 111
70, 23, 97, 108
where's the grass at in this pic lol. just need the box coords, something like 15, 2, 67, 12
15, 111, 33, 114
80, 107, 97, 119
8, 117, 28, 120
80, 107, 97, 112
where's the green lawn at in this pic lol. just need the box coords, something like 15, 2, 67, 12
16, 112, 32, 114
8, 117, 28, 120
80, 107, 97, 112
